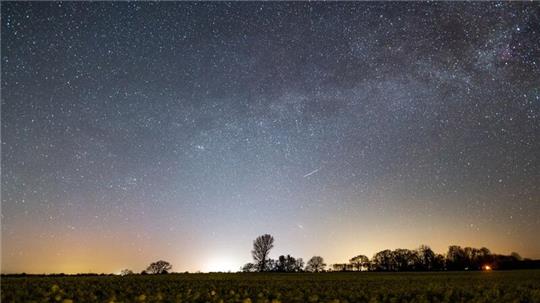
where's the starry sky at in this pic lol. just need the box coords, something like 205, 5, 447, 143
1, 2, 539, 274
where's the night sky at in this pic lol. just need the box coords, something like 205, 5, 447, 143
1, 2, 539, 274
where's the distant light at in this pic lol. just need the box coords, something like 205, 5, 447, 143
204, 256, 238, 273
483, 265, 492, 271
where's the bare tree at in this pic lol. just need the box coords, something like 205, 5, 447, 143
306, 256, 326, 272
252, 234, 274, 272
146, 260, 172, 274
349, 255, 370, 271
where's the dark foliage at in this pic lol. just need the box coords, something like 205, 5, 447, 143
145, 260, 172, 274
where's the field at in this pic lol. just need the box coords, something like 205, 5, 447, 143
2, 270, 540, 303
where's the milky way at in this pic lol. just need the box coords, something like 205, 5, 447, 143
1, 2, 539, 273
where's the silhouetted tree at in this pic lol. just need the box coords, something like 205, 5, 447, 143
241, 263, 257, 272
120, 269, 134, 276
295, 257, 305, 272
266, 258, 277, 271
446, 245, 467, 270
306, 256, 326, 272
394, 249, 419, 271
239, 241, 531, 273
511, 252, 522, 261
275, 255, 304, 272
477, 247, 493, 267
331, 263, 353, 271
416, 245, 436, 271
349, 255, 370, 271
252, 234, 274, 272
146, 260, 172, 274
444, 246, 493, 270
332, 263, 347, 271
372, 249, 395, 271
464, 247, 476, 269
433, 253, 446, 270
275, 255, 288, 272
492, 252, 523, 269
466, 247, 492, 270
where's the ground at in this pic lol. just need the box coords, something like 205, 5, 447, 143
2, 270, 540, 302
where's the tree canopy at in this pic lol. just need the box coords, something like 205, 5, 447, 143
145, 260, 172, 274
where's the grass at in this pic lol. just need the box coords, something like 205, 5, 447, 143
2, 270, 540, 302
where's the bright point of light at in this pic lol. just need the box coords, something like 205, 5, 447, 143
483, 265, 492, 271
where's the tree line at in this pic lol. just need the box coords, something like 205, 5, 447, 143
241, 234, 540, 272
112, 234, 538, 275
6, 233, 538, 277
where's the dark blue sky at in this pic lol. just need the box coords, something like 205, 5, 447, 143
1, 2, 539, 273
